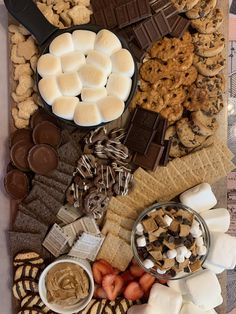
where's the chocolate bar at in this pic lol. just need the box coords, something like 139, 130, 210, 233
163, 3, 178, 18
92, 5, 118, 29
128, 41, 146, 62
159, 139, 172, 166
133, 143, 164, 170
153, 116, 168, 145
131, 107, 160, 130
150, 0, 171, 13
170, 15, 191, 38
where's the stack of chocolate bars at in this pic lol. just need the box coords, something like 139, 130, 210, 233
124, 107, 172, 170
91, 0, 190, 61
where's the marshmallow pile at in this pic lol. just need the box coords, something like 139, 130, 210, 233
37, 29, 135, 126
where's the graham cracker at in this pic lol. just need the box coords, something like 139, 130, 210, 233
111, 240, 133, 271
150, 166, 177, 195
134, 167, 166, 191
102, 220, 132, 244
96, 233, 122, 264
122, 187, 154, 209
167, 162, 189, 194
107, 197, 138, 220
106, 210, 135, 230
214, 138, 234, 160
132, 177, 157, 202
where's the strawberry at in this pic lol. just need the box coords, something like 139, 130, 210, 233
92, 260, 114, 284
124, 282, 144, 301
94, 286, 108, 299
129, 264, 145, 278
102, 274, 124, 301
139, 273, 155, 293
158, 279, 168, 284
131, 257, 138, 265
120, 271, 134, 286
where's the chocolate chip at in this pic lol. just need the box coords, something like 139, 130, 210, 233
189, 255, 197, 263
168, 236, 175, 243
183, 218, 191, 226
174, 237, 183, 245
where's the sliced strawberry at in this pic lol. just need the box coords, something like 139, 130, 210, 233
94, 286, 108, 299
139, 273, 155, 293
102, 274, 124, 301
158, 279, 168, 284
131, 257, 138, 265
99, 259, 115, 272
120, 271, 135, 286
92, 260, 114, 284
124, 282, 144, 301
129, 264, 145, 278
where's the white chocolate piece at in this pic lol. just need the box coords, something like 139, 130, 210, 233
180, 183, 217, 213
176, 255, 185, 264
78, 64, 107, 88
200, 208, 230, 233
97, 96, 125, 123
167, 249, 177, 259
81, 87, 107, 102
86, 50, 112, 76
61, 51, 86, 73
143, 259, 154, 269
148, 283, 183, 314
38, 76, 61, 105
167, 273, 188, 295
157, 268, 166, 275
136, 223, 144, 235
180, 302, 218, 314
206, 232, 236, 269
52, 96, 79, 120
37, 53, 61, 77
73, 102, 102, 127
106, 73, 132, 101
195, 237, 204, 247
49, 33, 74, 56
94, 29, 122, 56
185, 269, 222, 311
203, 260, 225, 275
111, 48, 135, 77
72, 30, 96, 54
127, 304, 156, 314
197, 245, 207, 256
163, 215, 173, 226
57, 72, 82, 97
136, 236, 146, 247
185, 250, 192, 259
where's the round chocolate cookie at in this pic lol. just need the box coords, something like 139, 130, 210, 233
192, 32, 225, 58
186, 0, 217, 19
193, 54, 225, 77
30, 108, 58, 128
191, 8, 224, 34
28, 144, 58, 175
4, 169, 29, 199
10, 129, 33, 147
10, 140, 34, 171
32, 121, 61, 148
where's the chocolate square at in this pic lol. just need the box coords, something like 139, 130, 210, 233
159, 139, 172, 166
131, 107, 160, 130
132, 23, 151, 49
133, 143, 164, 170
170, 16, 190, 38
150, 0, 171, 13
153, 117, 168, 145
124, 124, 155, 154
143, 18, 162, 43
154, 11, 172, 36
129, 41, 146, 62
163, 3, 178, 18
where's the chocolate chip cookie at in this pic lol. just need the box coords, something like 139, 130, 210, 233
183, 85, 209, 111
176, 118, 206, 148
202, 93, 224, 116
182, 66, 198, 86
193, 54, 225, 77
192, 32, 225, 57
196, 73, 225, 96
160, 103, 184, 125
165, 125, 188, 157
191, 110, 218, 136
150, 37, 180, 61
130, 90, 165, 113
186, 0, 217, 19
191, 8, 223, 34
171, 0, 201, 12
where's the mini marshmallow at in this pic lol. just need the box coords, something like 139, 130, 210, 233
163, 215, 173, 226
97, 96, 125, 123
52, 96, 79, 120
195, 237, 204, 247
86, 50, 112, 76
148, 283, 183, 314
94, 29, 122, 56
136, 223, 144, 235
111, 48, 135, 77
176, 246, 188, 257
200, 208, 230, 233
136, 236, 146, 247
203, 260, 225, 275
38, 76, 61, 105
180, 302, 218, 314
143, 259, 155, 269
81, 87, 107, 102
180, 183, 217, 213
185, 250, 192, 259
72, 30, 96, 54
106, 73, 132, 101
197, 245, 207, 256
57, 72, 82, 97
176, 255, 185, 264
37, 53, 61, 77
167, 273, 188, 295
78, 64, 107, 88
167, 249, 177, 259
185, 269, 222, 311
49, 32, 74, 56
191, 228, 202, 239
61, 51, 86, 73
127, 304, 156, 314
73, 102, 102, 127
157, 268, 166, 275
206, 232, 236, 269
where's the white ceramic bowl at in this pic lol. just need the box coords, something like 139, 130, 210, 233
39, 256, 94, 314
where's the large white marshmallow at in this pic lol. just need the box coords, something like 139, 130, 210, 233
97, 96, 125, 122
49, 32, 74, 56
111, 48, 135, 77
200, 208, 230, 233
57, 72, 82, 97
148, 283, 183, 314
94, 29, 122, 56
72, 30, 96, 54
81, 87, 107, 102
38, 76, 62, 105
167, 273, 188, 295
78, 64, 107, 88
127, 304, 156, 314
106, 73, 132, 101
86, 50, 112, 76
180, 302, 217, 314
37, 53, 61, 77
206, 232, 236, 269
180, 183, 217, 213
61, 51, 86, 73
73, 102, 102, 127
52, 96, 79, 120
185, 270, 222, 311
203, 260, 225, 274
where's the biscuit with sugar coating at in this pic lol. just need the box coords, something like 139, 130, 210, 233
38, 76, 62, 105
106, 73, 132, 101
37, 53, 61, 77
111, 48, 135, 77
81, 87, 107, 102
57, 72, 82, 96
74, 102, 102, 126
78, 64, 107, 88
94, 29, 122, 56
61, 51, 86, 73
49, 33, 74, 56
53, 96, 79, 120
98, 96, 125, 122
72, 30, 96, 54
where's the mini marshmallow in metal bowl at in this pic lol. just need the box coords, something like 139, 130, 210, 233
4, 0, 138, 129
131, 202, 210, 281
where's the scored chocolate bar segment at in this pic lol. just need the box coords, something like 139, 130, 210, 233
163, 3, 178, 18
154, 11, 172, 35
170, 15, 191, 38
128, 41, 146, 62
92, 5, 118, 29
131, 107, 160, 130
149, 0, 171, 13
159, 139, 172, 166
153, 117, 168, 145
133, 143, 164, 171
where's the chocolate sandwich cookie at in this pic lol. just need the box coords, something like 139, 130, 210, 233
33, 121, 61, 148
10, 140, 34, 172
13, 279, 39, 300
14, 252, 44, 267
4, 170, 29, 200
21, 294, 50, 313
14, 264, 41, 281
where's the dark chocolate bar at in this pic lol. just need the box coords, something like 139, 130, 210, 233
128, 41, 146, 62
153, 117, 168, 145
131, 107, 160, 130
159, 139, 172, 166
163, 3, 178, 18
170, 16, 190, 38
150, 0, 171, 13
133, 143, 164, 170
92, 5, 118, 29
